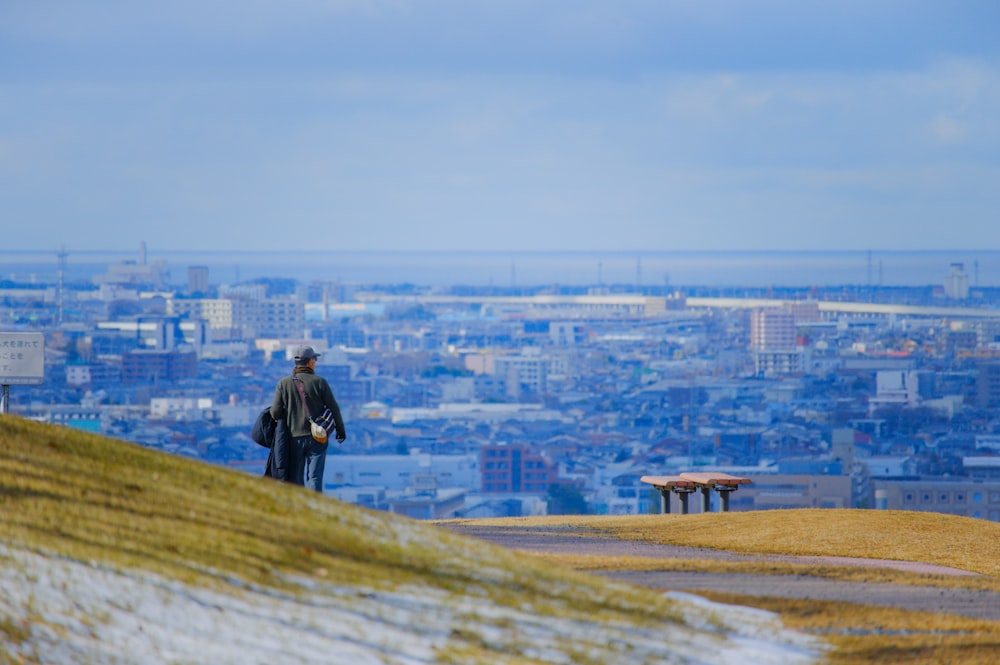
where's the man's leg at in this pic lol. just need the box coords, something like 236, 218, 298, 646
303, 439, 328, 493
290, 436, 309, 486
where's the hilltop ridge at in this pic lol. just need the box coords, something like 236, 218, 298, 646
0, 416, 821, 664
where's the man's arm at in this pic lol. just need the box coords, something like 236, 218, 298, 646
320, 380, 346, 441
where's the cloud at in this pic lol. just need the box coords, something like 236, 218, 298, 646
1, 3, 999, 251
930, 114, 968, 144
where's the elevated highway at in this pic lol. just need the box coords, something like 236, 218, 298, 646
357, 292, 1000, 319
685, 297, 1000, 319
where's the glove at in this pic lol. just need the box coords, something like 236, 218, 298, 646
336, 433, 346, 444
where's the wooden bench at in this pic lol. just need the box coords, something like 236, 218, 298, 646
637, 475, 696, 514
641, 472, 752, 514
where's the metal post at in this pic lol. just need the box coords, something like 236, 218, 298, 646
701, 486, 711, 513
718, 487, 733, 512
660, 488, 671, 514
1, 384, 9, 414
678, 492, 690, 514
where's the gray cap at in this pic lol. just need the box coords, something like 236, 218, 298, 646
293, 345, 321, 362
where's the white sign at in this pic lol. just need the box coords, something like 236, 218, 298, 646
0, 332, 45, 385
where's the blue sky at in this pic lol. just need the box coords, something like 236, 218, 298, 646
1, 1, 998, 252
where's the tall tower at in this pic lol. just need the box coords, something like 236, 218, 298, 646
56, 246, 68, 325
944, 263, 969, 300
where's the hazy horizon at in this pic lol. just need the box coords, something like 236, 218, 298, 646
2, 247, 995, 289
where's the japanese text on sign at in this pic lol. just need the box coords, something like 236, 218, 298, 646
0, 333, 45, 385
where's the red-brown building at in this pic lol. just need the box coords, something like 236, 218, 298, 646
481, 444, 557, 493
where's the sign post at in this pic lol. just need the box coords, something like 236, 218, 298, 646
0, 332, 45, 414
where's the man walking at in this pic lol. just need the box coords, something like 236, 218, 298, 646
269, 345, 346, 492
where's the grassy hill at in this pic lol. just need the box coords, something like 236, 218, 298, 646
0, 416, 819, 664
5, 415, 1000, 664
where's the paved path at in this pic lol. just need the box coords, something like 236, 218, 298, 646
442, 524, 1000, 621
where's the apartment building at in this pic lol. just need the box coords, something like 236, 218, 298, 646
169, 297, 304, 340
481, 444, 557, 494
749, 308, 802, 376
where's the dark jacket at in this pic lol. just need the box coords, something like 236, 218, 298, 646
268, 418, 303, 484
270, 370, 346, 441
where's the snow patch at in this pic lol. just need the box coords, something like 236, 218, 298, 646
0, 545, 825, 664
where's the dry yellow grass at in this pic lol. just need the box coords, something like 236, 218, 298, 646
524, 552, 1000, 593
443, 511, 1000, 664
452, 511, 1000, 577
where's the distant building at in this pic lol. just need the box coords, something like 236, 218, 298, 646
187, 265, 209, 295
869, 370, 933, 412
169, 297, 304, 340
96, 317, 208, 354
122, 349, 197, 384
324, 364, 373, 408
481, 444, 557, 494
550, 322, 585, 345
324, 454, 480, 492
491, 347, 567, 396
745, 473, 853, 509
873, 478, 1000, 521
944, 263, 969, 300
93, 243, 169, 289
65, 363, 122, 387
976, 360, 1000, 409
749, 308, 802, 376
387, 480, 468, 520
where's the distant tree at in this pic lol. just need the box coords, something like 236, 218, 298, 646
546, 484, 590, 515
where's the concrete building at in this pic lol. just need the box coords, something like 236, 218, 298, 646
749, 308, 802, 377
169, 297, 304, 340
944, 262, 969, 300
491, 347, 568, 396
96, 317, 208, 354
731, 470, 854, 511
873, 478, 1000, 521
868, 370, 932, 411
65, 363, 122, 387
324, 454, 480, 492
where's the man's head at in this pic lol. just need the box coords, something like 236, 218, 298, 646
293, 345, 321, 366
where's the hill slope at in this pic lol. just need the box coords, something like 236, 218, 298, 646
0, 417, 822, 664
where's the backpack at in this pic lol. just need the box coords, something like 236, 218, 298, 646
251, 407, 277, 448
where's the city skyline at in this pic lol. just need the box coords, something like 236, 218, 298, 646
2, 1, 999, 253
